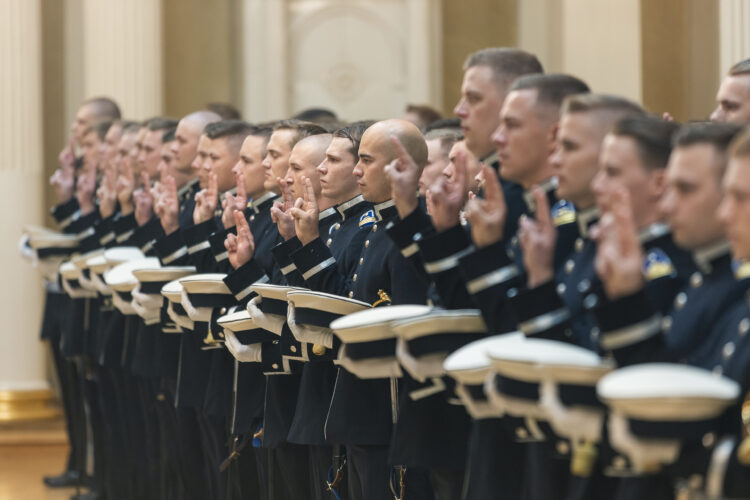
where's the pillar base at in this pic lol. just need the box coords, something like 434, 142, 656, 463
0, 389, 61, 423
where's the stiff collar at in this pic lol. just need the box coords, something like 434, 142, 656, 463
637, 222, 671, 245
177, 178, 200, 200
693, 239, 732, 274
336, 195, 367, 220
318, 206, 338, 223
247, 191, 278, 214
374, 199, 397, 221
523, 176, 558, 212
576, 207, 600, 239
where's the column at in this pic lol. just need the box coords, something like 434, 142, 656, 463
0, 0, 56, 421
719, 0, 750, 76
406, 0, 442, 108
81, 0, 163, 120
241, 0, 288, 122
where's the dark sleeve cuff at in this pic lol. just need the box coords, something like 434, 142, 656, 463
130, 217, 165, 254
113, 213, 138, 244
51, 199, 79, 231
154, 230, 189, 265
272, 237, 303, 278
385, 207, 434, 258
592, 288, 663, 356
458, 239, 519, 295
222, 259, 269, 306
67, 211, 99, 238
508, 280, 571, 341
182, 219, 217, 256
96, 214, 117, 247
289, 237, 336, 281
418, 224, 473, 276
209, 227, 235, 265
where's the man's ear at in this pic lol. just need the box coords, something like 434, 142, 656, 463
649, 169, 667, 200
547, 122, 560, 157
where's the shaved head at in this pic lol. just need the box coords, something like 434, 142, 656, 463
170, 110, 222, 176
355, 119, 428, 202
288, 134, 333, 202
182, 110, 222, 134
363, 119, 428, 169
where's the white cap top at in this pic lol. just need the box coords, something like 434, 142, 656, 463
179, 273, 231, 295
217, 309, 257, 332
251, 283, 307, 301
330, 304, 432, 343
443, 333, 524, 384
286, 290, 370, 315
133, 266, 196, 283
391, 308, 487, 340
104, 257, 161, 292
597, 363, 740, 421
103, 247, 145, 265
161, 279, 184, 303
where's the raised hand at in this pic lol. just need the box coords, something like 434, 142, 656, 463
117, 161, 136, 215
592, 185, 644, 299
464, 165, 508, 248
75, 167, 97, 215
193, 172, 219, 224
225, 210, 255, 269
222, 172, 248, 229
290, 177, 320, 245
384, 137, 420, 219
97, 162, 118, 218
519, 187, 557, 288
52, 137, 77, 203
156, 174, 180, 234
134, 172, 154, 226
426, 148, 469, 232
270, 178, 297, 240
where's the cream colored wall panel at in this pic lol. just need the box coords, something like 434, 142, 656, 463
719, 0, 750, 76
560, 0, 642, 102
0, 0, 46, 393
81, 0, 163, 119
241, 0, 441, 121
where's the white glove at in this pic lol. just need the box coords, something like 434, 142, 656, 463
224, 329, 262, 363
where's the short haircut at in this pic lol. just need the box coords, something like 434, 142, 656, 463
424, 128, 464, 158
675, 122, 744, 181
612, 115, 680, 171
405, 104, 442, 128
333, 120, 376, 158
83, 97, 121, 121
83, 121, 112, 141
562, 94, 644, 117
423, 118, 461, 133
510, 74, 591, 117
728, 58, 750, 77
274, 119, 328, 146
120, 120, 141, 135
293, 108, 339, 125
204, 120, 257, 155
205, 102, 241, 120
146, 117, 179, 132
463, 48, 544, 88
162, 127, 177, 143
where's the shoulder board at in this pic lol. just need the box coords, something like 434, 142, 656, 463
359, 210, 376, 229
551, 200, 576, 227
643, 248, 675, 281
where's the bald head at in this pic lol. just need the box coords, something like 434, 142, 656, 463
287, 134, 333, 202
363, 119, 428, 168
356, 119, 428, 203
171, 110, 222, 174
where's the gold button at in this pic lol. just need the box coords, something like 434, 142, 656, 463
290, 345, 297, 353
556, 283, 566, 295
353, 274, 357, 282
220, 307, 227, 315
612, 456, 626, 470
565, 259, 575, 274
515, 427, 528, 439
365, 240, 370, 248
326, 238, 332, 247
359, 258, 364, 265
739, 318, 749, 336
372, 224, 378, 232
723, 342, 735, 360
674, 292, 687, 310
348, 291, 354, 298
703, 432, 716, 448
312, 344, 326, 356
272, 363, 279, 370
556, 441, 569, 455
575, 238, 584, 252
334, 223, 340, 230
690, 272, 703, 288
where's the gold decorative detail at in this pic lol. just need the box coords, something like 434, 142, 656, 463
571, 440, 597, 477
372, 289, 392, 308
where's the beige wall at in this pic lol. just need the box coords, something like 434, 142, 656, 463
162, 0, 241, 119
440, 0, 517, 115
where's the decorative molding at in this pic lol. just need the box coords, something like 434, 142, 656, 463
719, 0, 750, 76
